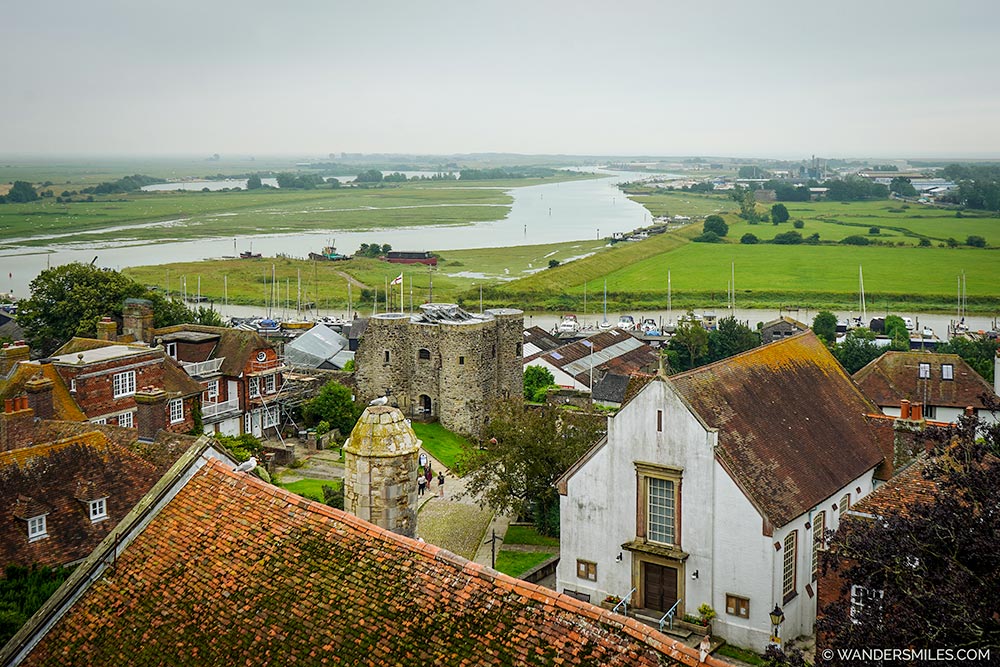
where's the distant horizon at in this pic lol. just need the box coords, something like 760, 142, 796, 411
3, 0, 997, 158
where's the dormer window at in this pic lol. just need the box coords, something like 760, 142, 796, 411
27, 515, 48, 541
941, 364, 953, 380
89, 498, 108, 522
165, 342, 177, 359
70, 378, 77, 392
918, 362, 930, 379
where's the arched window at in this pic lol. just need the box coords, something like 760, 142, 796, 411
418, 348, 431, 360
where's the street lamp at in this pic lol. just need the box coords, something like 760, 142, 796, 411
769, 605, 785, 647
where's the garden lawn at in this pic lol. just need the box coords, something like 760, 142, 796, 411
412, 421, 472, 474
493, 550, 554, 578
277, 477, 341, 503
503, 525, 560, 547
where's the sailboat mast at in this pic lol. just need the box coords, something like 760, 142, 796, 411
603, 279, 608, 324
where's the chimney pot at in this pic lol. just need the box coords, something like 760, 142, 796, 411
4, 398, 12, 413
965, 406, 975, 416
900, 399, 911, 420
911, 402, 923, 421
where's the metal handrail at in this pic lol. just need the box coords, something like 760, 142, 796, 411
611, 587, 636, 616
659, 598, 682, 633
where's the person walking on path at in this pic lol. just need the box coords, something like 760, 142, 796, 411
417, 471, 427, 496
437, 471, 445, 498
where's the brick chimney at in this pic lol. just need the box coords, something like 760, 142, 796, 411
1, 395, 35, 452
122, 299, 154, 344
134, 386, 168, 442
1, 341, 30, 376
25, 372, 55, 421
96, 317, 117, 342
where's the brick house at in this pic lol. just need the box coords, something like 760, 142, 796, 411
2, 457, 725, 667
556, 333, 889, 651
853, 351, 998, 424
150, 325, 285, 438
0, 388, 208, 572
1, 339, 202, 435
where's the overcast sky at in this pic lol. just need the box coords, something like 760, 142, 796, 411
3, 0, 998, 159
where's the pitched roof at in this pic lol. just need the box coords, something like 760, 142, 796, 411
10, 460, 710, 667
0, 363, 85, 421
162, 358, 204, 397
668, 331, 886, 528
853, 351, 996, 410
850, 459, 937, 516
592, 372, 631, 403
152, 324, 274, 376
522, 326, 563, 359
284, 323, 348, 368
0, 427, 190, 570
536, 330, 659, 388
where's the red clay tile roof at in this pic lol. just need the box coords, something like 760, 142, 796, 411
17, 461, 711, 667
0, 431, 172, 569
851, 459, 937, 516
669, 331, 886, 528
853, 351, 995, 410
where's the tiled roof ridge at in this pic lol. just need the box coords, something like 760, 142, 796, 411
0, 431, 108, 468
201, 459, 711, 666
670, 329, 814, 381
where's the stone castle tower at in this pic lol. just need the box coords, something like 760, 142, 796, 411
343, 405, 420, 538
354, 304, 524, 436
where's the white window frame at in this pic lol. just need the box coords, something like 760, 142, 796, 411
248, 376, 260, 399
112, 370, 136, 398
169, 398, 184, 424
118, 411, 134, 428
918, 362, 930, 379
89, 498, 108, 522
850, 585, 884, 623
782, 531, 797, 601
264, 374, 276, 394
263, 405, 279, 428
28, 515, 48, 541
205, 379, 219, 402
92, 417, 107, 425
165, 342, 177, 359
70, 378, 77, 392
647, 477, 676, 546
813, 511, 826, 580
941, 364, 953, 380
244, 412, 252, 434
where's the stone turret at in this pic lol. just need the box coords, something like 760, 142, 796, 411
343, 406, 420, 537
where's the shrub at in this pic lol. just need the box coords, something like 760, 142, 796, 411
966, 235, 987, 247
918, 237, 931, 247
772, 231, 803, 245
869, 226, 880, 235
841, 235, 870, 245
693, 231, 723, 243
703, 215, 728, 237
793, 220, 804, 229
740, 233, 759, 244
548, 259, 560, 268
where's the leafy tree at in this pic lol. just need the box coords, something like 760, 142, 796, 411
707, 316, 759, 362
668, 315, 709, 370
6, 181, 38, 203
459, 400, 605, 536
793, 220, 804, 229
246, 173, 263, 190
302, 380, 362, 436
825, 176, 889, 201
322, 484, 345, 509
740, 233, 759, 244
692, 231, 723, 243
772, 230, 803, 244
818, 410, 1000, 659
770, 203, 789, 223
840, 235, 870, 246
936, 336, 1000, 383
889, 176, 917, 197
382, 172, 407, 183
883, 315, 909, 351
214, 433, 263, 462
0, 564, 73, 646
918, 237, 931, 247
832, 328, 883, 374
868, 226, 880, 235
703, 214, 729, 237
523, 365, 555, 402
812, 311, 838, 344
548, 259, 560, 268
193, 306, 225, 327
966, 235, 986, 247
354, 169, 384, 183
16, 263, 197, 355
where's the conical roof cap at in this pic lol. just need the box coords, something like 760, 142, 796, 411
344, 406, 421, 458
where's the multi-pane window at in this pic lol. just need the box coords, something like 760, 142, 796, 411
119, 411, 134, 428
726, 594, 750, 618
813, 511, 826, 580
782, 531, 797, 602
850, 585, 883, 623
205, 379, 219, 401
576, 560, 597, 581
169, 398, 184, 424
263, 406, 279, 428
27, 515, 47, 540
89, 498, 108, 522
248, 377, 261, 398
840, 493, 851, 513
70, 378, 77, 392
648, 477, 676, 545
941, 364, 953, 380
918, 362, 930, 379
112, 370, 136, 398
264, 374, 276, 394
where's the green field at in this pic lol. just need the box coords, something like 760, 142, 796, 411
493, 550, 554, 577
411, 421, 473, 474
276, 477, 341, 503
625, 190, 737, 218
503, 525, 560, 547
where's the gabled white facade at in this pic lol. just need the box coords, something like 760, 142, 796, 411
557, 378, 878, 651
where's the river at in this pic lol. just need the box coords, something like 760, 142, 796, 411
1, 169, 658, 299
